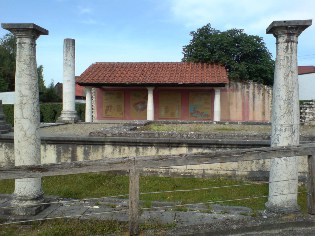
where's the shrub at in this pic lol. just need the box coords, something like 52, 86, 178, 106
3, 104, 13, 126
3, 103, 85, 126
40, 103, 62, 123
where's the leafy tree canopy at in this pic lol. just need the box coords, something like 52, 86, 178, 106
0, 33, 16, 91
182, 23, 274, 86
0, 34, 61, 102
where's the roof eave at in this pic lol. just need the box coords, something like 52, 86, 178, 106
76, 82, 228, 87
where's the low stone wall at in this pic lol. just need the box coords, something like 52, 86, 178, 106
300, 100, 315, 125
0, 132, 309, 180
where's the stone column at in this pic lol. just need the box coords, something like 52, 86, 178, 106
265, 20, 312, 212
57, 38, 79, 123
146, 87, 155, 120
1, 23, 48, 214
85, 87, 92, 122
213, 88, 221, 122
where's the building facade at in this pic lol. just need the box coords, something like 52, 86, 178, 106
77, 62, 272, 122
298, 66, 315, 101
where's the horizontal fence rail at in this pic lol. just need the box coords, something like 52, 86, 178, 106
1, 143, 315, 235
0, 144, 314, 180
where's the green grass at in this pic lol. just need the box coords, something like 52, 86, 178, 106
140, 123, 315, 136
0, 173, 307, 211
0, 216, 175, 236
0, 218, 175, 236
0, 173, 308, 235
140, 124, 271, 133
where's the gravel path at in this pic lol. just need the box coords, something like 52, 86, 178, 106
39, 123, 121, 137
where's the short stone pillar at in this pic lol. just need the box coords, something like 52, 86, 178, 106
213, 88, 221, 122
1, 23, 48, 215
146, 87, 155, 120
57, 38, 79, 123
265, 20, 312, 212
85, 87, 92, 122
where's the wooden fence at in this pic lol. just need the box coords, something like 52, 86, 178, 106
1, 143, 315, 235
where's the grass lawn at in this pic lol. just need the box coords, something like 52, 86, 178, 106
139, 123, 315, 136
139, 123, 271, 133
0, 173, 307, 210
0, 173, 308, 235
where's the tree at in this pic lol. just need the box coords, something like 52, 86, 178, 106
0, 33, 16, 91
0, 34, 61, 102
38, 65, 47, 102
182, 24, 274, 86
41, 81, 61, 103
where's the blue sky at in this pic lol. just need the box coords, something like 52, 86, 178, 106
1, 0, 314, 85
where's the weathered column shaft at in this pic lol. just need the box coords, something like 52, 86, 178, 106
213, 88, 221, 122
85, 87, 92, 122
147, 87, 154, 120
14, 36, 41, 166
63, 39, 75, 111
57, 38, 79, 123
265, 20, 312, 212
1, 23, 48, 213
14, 35, 43, 203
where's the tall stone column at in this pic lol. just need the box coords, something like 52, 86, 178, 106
1, 23, 48, 214
265, 20, 312, 212
213, 88, 221, 122
57, 38, 79, 123
85, 87, 92, 122
146, 87, 155, 120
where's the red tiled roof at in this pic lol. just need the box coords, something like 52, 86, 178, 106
298, 66, 315, 75
75, 83, 85, 97
77, 62, 228, 85
55, 81, 86, 97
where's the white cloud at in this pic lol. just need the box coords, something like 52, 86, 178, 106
169, 0, 315, 63
170, 0, 315, 34
78, 6, 93, 15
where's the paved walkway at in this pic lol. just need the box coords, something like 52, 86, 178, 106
0, 194, 250, 225
1, 194, 315, 235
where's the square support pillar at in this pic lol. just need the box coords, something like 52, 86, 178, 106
213, 88, 221, 122
146, 87, 155, 120
85, 87, 93, 122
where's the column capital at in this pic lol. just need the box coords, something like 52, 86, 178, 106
266, 20, 312, 38
1, 23, 48, 39
146, 86, 155, 91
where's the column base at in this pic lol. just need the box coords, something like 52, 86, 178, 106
2, 196, 49, 216
57, 110, 79, 123
265, 201, 300, 213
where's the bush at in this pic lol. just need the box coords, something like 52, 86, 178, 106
40, 103, 62, 123
75, 103, 85, 122
3, 103, 85, 126
3, 104, 13, 126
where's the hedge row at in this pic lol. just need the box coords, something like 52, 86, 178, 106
3, 103, 85, 126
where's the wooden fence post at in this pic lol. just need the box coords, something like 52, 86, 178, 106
129, 160, 140, 235
308, 152, 315, 214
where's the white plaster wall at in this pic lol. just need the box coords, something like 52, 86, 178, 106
0, 92, 15, 104
299, 73, 315, 100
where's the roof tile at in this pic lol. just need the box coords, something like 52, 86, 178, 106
77, 62, 228, 85
298, 66, 315, 75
